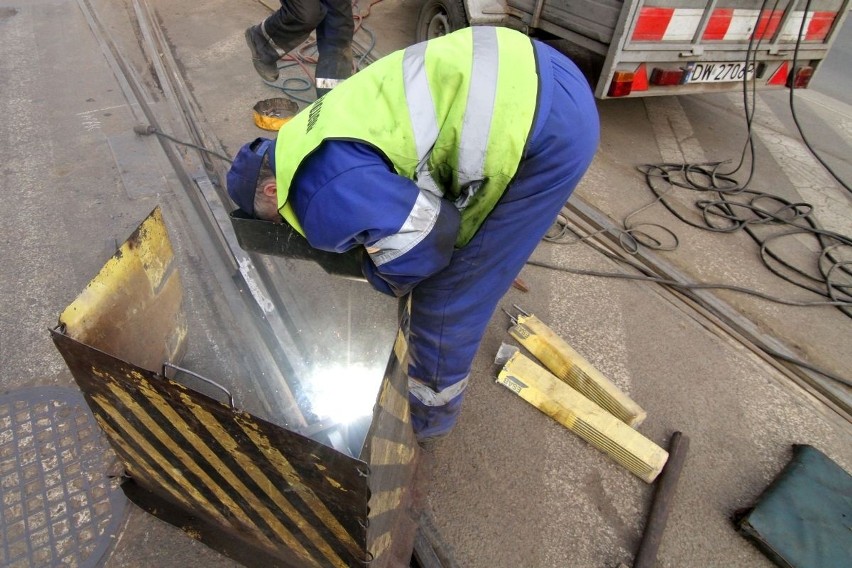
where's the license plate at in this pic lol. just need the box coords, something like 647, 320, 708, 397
686, 61, 755, 83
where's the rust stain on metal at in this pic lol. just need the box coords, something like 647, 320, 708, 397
59, 207, 186, 373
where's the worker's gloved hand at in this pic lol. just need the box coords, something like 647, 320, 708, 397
361, 254, 409, 297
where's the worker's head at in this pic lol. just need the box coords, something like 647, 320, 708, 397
226, 137, 281, 222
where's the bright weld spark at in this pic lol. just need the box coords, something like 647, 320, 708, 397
301, 362, 383, 424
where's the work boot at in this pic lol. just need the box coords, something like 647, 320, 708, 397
244, 25, 280, 82
416, 433, 448, 452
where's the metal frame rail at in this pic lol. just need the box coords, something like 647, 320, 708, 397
565, 198, 852, 423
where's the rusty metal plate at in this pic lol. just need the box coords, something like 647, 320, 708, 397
50, 205, 422, 567
52, 330, 372, 568
58, 206, 187, 373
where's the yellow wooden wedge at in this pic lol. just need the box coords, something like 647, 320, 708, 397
497, 351, 668, 483
509, 313, 647, 427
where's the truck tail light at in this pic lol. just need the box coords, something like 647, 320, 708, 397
650, 67, 686, 86
787, 66, 813, 89
608, 71, 635, 97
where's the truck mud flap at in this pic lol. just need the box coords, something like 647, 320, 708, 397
51, 207, 421, 568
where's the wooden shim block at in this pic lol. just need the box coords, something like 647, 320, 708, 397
497, 352, 668, 483
509, 314, 647, 427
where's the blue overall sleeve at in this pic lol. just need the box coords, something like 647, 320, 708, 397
290, 141, 460, 297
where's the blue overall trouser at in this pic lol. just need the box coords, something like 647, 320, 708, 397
407, 41, 600, 439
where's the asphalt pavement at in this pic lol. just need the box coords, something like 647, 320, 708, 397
810, 11, 852, 106
1, 0, 850, 567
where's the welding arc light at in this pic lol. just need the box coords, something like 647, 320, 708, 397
302, 363, 383, 424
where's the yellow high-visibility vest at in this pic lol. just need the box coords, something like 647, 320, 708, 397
274, 26, 539, 247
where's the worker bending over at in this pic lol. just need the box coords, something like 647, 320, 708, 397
244, 0, 353, 96
227, 27, 599, 443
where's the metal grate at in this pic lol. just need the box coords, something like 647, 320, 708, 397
0, 386, 127, 567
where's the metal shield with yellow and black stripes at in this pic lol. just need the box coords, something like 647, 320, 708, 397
51, 207, 421, 568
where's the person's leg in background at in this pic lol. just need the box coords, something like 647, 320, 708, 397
314, 0, 354, 97
406, 43, 600, 441
245, 0, 325, 82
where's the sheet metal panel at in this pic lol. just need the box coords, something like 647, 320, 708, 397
362, 329, 422, 565
51, 207, 421, 567
57, 206, 187, 373
52, 331, 371, 567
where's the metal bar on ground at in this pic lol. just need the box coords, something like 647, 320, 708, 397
633, 431, 690, 568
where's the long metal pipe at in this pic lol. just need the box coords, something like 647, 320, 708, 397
633, 431, 690, 568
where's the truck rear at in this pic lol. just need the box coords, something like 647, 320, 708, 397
416, 0, 850, 98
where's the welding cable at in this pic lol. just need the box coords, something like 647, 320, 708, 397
351, 0, 381, 69
758, 229, 852, 300
543, 200, 852, 318
765, 349, 852, 388
522, 258, 852, 389
614, 1, 852, 319
787, 0, 851, 194
631, 162, 852, 316
630, 163, 852, 315
257, 0, 380, 104
711, 0, 774, 186
545, 207, 679, 254
524, 258, 851, 308
133, 124, 233, 163
265, 70, 315, 104
538, 214, 852, 398
353, 21, 378, 69
687, 0, 776, 188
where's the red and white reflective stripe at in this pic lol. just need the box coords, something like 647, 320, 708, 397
631, 7, 837, 42
777, 11, 837, 41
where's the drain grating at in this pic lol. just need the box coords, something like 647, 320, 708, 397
0, 386, 127, 567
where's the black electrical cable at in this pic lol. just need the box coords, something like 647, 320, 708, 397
583, 5, 852, 319
714, 0, 775, 185
535, 212, 852, 389
539, 214, 851, 308
525, 257, 851, 307
788, 0, 852, 194
632, 160, 852, 314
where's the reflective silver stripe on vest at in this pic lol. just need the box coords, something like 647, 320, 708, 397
384, 28, 501, 261
457, 27, 499, 207
365, 42, 447, 268
369, 190, 442, 267
408, 375, 470, 407
402, 42, 442, 197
